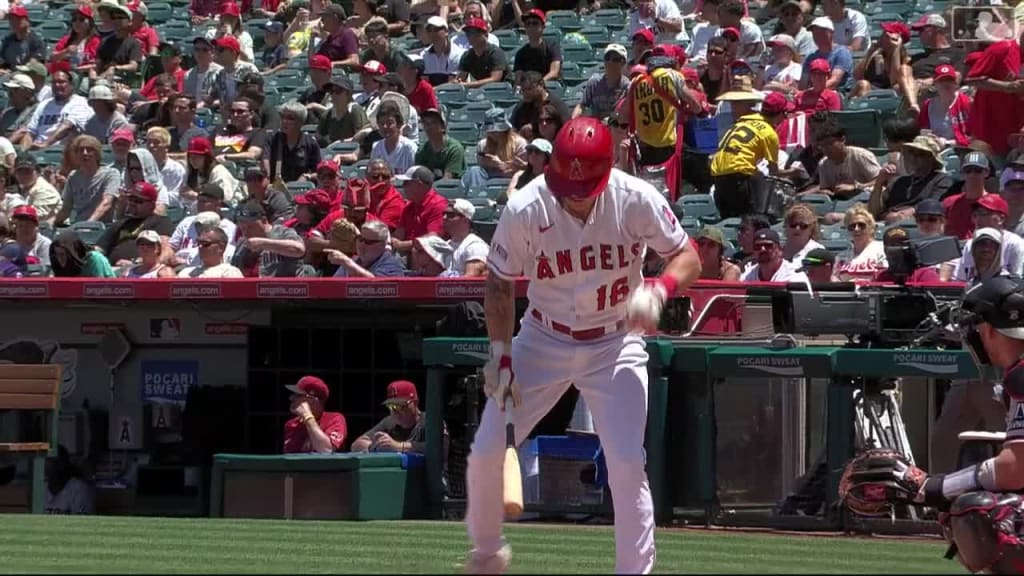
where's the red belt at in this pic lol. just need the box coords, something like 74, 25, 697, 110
530, 309, 624, 341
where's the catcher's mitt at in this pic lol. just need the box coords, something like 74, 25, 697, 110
839, 448, 929, 516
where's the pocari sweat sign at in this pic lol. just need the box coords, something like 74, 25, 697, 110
141, 360, 198, 404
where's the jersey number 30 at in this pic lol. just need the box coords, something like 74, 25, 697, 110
721, 125, 757, 154
638, 100, 667, 125
596, 276, 629, 311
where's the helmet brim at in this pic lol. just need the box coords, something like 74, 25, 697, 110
543, 166, 611, 200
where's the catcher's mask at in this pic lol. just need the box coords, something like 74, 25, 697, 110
957, 275, 1024, 366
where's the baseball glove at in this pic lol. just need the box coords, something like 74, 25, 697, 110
839, 448, 929, 517
329, 218, 360, 255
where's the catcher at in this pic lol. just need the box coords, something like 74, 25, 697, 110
841, 276, 1024, 574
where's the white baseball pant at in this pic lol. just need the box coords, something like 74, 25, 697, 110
466, 319, 656, 574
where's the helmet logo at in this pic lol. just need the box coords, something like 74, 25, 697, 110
1011, 310, 1020, 322
569, 158, 584, 181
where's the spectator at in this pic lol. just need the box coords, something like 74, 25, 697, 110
804, 120, 879, 199
917, 64, 971, 149
630, 0, 686, 46
297, 56, 336, 123
573, 44, 629, 120
872, 134, 952, 223
108, 128, 135, 173
0, 73, 38, 136
773, 0, 815, 58
878, 116, 921, 179
820, 0, 868, 51
695, 226, 741, 280
12, 154, 60, 223
50, 230, 116, 277
96, 182, 173, 267
128, 1, 160, 56
53, 135, 121, 225
700, 37, 729, 103
782, 203, 824, 263
1003, 167, 1024, 237
421, 16, 464, 86
411, 108, 462, 180
513, 9, 562, 83
952, 195, 1024, 281
631, 28, 656, 64
914, 199, 947, 238
286, 190, 332, 238
232, 200, 306, 277
369, 99, 417, 174
311, 160, 344, 210
16, 60, 50, 101
686, 0, 721, 63
52, 5, 100, 70
122, 229, 175, 277
759, 34, 802, 93
208, 36, 260, 111
393, 165, 447, 252
794, 59, 841, 112
140, 43, 185, 100
943, 151, 990, 240
964, 34, 1024, 161
800, 247, 838, 282
170, 186, 237, 266
264, 101, 321, 182
730, 213, 771, 268
710, 81, 778, 218
145, 127, 187, 209
44, 446, 94, 515
462, 109, 526, 189
132, 78, 176, 131
356, 60, 387, 109
165, 95, 208, 155
834, 204, 887, 281
800, 17, 852, 91
316, 77, 368, 149
317, 4, 359, 68
15, 69, 92, 150
371, 76, 421, 141
507, 138, 551, 196
243, 166, 294, 224
718, 1, 763, 59
189, 0, 220, 23
183, 136, 242, 207
11, 205, 50, 266
740, 229, 808, 281
457, 17, 507, 88
204, 2, 252, 62
93, 1, 142, 78
510, 71, 569, 141
850, 22, 918, 112
953, 227, 1014, 283
119, 147, 170, 217
363, 159, 405, 230
359, 20, 402, 71
182, 37, 222, 106
409, 233, 452, 276
283, 376, 346, 454
82, 84, 129, 144
328, 219, 405, 277
0, 7, 44, 72
910, 14, 964, 83
350, 380, 440, 455
178, 226, 244, 277
237, 74, 280, 131
259, 21, 288, 74
398, 55, 438, 115
441, 198, 487, 277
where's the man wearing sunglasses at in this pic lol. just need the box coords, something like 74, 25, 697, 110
231, 200, 306, 277
739, 229, 807, 282
283, 376, 347, 454
177, 226, 243, 278
243, 166, 294, 225
573, 44, 630, 121
350, 380, 442, 457
943, 151, 991, 240
513, 9, 562, 84
94, 181, 174, 268
93, 1, 142, 79
327, 220, 405, 278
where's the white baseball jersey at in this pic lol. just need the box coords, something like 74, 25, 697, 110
487, 169, 688, 331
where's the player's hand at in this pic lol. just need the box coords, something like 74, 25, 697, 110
484, 341, 520, 411
625, 281, 668, 333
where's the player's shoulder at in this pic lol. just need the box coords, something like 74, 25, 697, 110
503, 176, 548, 215
606, 169, 665, 204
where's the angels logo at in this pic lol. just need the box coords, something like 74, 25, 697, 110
569, 158, 585, 181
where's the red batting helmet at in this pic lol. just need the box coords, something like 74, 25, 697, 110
545, 117, 613, 199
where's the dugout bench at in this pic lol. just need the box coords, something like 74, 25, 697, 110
0, 364, 62, 514
420, 337, 674, 522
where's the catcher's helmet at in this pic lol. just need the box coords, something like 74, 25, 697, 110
958, 275, 1024, 364
544, 117, 613, 200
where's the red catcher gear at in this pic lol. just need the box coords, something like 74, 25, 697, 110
545, 117, 614, 199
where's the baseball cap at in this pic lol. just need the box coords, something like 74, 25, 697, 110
681, 67, 699, 84
3, 73, 33, 91
426, 15, 448, 29
264, 20, 285, 33
973, 227, 1003, 245
88, 84, 115, 101
604, 43, 628, 60
753, 229, 782, 245
482, 108, 512, 133
136, 229, 161, 244
720, 26, 740, 40
800, 248, 835, 269
295, 190, 333, 212
446, 198, 476, 219
193, 35, 213, 48
13, 154, 36, 171
395, 165, 435, 186
10, 205, 37, 223
111, 128, 135, 144
130, 182, 159, 202
309, 54, 332, 71
16, 61, 47, 77
963, 151, 990, 171
129, 1, 148, 17
695, 226, 726, 246
880, 22, 911, 42
383, 380, 418, 406
286, 375, 330, 402
1002, 167, 1024, 188
915, 199, 945, 217
808, 16, 834, 31
322, 3, 346, 19
244, 166, 267, 180
194, 211, 221, 230
526, 138, 553, 155
911, 13, 946, 29
761, 92, 793, 115
317, 159, 340, 174
96, 0, 131, 18
215, 36, 241, 54
7, 6, 28, 18
361, 60, 387, 76
523, 8, 545, 23
414, 234, 454, 269
975, 194, 1009, 216
326, 76, 354, 93
188, 136, 213, 155
632, 28, 655, 44
198, 183, 225, 201
463, 16, 488, 32
421, 107, 445, 126
767, 34, 796, 53
72, 4, 94, 19
235, 200, 268, 221
221, 1, 241, 16
933, 63, 957, 82
809, 58, 831, 74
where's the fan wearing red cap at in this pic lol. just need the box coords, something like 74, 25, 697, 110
93, 180, 175, 267
128, 1, 161, 56
94, 1, 144, 77
514, 9, 562, 85
457, 16, 507, 88
794, 58, 841, 112
284, 375, 348, 453
350, 380, 435, 455
469, 115, 701, 573
53, 6, 102, 68
916, 64, 971, 148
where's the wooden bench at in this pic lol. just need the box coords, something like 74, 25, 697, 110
0, 364, 62, 513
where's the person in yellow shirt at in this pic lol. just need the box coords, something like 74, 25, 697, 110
710, 77, 782, 218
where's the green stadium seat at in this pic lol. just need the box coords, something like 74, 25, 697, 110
678, 194, 720, 222
435, 179, 466, 199
798, 193, 835, 217
146, 2, 174, 23
436, 83, 468, 109
823, 238, 850, 254
562, 44, 595, 63
448, 122, 480, 146
325, 141, 359, 156
542, 28, 563, 45
451, 101, 494, 125
819, 223, 846, 241
579, 26, 611, 48
70, 221, 105, 248
286, 181, 315, 198
546, 10, 582, 32
832, 109, 884, 148
680, 217, 700, 236
247, 19, 269, 51
36, 21, 68, 44
493, 29, 521, 51
464, 148, 478, 167
23, 263, 49, 277
591, 8, 627, 30
165, 206, 187, 224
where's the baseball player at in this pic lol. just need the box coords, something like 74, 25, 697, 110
466, 117, 702, 574
840, 276, 1024, 573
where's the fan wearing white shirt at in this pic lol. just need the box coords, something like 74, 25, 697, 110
15, 69, 92, 149
441, 198, 488, 277
177, 227, 244, 278
822, 0, 870, 51
686, 0, 722, 63
369, 100, 418, 174
718, 0, 764, 59
740, 229, 808, 282
629, 0, 688, 45
759, 34, 803, 93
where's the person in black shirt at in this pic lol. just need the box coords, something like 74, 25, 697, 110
876, 134, 953, 223
457, 17, 507, 88
243, 166, 295, 225
212, 97, 267, 164
700, 37, 729, 104
512, 9, 563, 84
909, 13, 966, 85
95, 182, 174, 266
298, 55, 335, 123
238, 75, 280, 131
93, 2, 142, 78
264, 100, 322, 183
509, 71, 570, 140
0, 7, 45, 72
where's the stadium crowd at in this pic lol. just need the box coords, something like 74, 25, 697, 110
0, 0, 1016, 284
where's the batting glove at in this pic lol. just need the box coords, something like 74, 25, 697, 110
625, 277, 677, 333
483, 341, 520, 411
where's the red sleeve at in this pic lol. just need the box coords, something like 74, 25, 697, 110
825, 91, 841, 111
84, 36, 100, 63
426, 84, 439, 111
314, 209, 346, 237
397, 204, 413, 237
139, 76, 158, 100
147, 28, 160, 51
425, 198, 446, 236
968, 41, 1013, 80
917, 98, 930, 128
378, 197, 406, 230
321, 413, 347, 451
54, 35, 70, 52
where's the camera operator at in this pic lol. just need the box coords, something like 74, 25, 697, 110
873, 227, 940, 283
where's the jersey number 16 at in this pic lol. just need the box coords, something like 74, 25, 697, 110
596, 276, 630, 311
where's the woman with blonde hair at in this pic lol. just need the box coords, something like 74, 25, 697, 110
782, 203, 824, 263
850, 22, 919, 113
462, 108, 526, 189
834, 204, 888, 281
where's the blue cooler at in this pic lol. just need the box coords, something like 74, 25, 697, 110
520, 435, 608, 508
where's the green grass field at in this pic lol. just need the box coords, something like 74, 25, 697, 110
0, 515, 962, 573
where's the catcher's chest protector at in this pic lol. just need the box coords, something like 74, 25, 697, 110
944, 491, 1024, 574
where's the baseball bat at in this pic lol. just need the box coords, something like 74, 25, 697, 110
502, 396, 523, 518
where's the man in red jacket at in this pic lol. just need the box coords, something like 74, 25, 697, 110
283, 376, 347, 454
